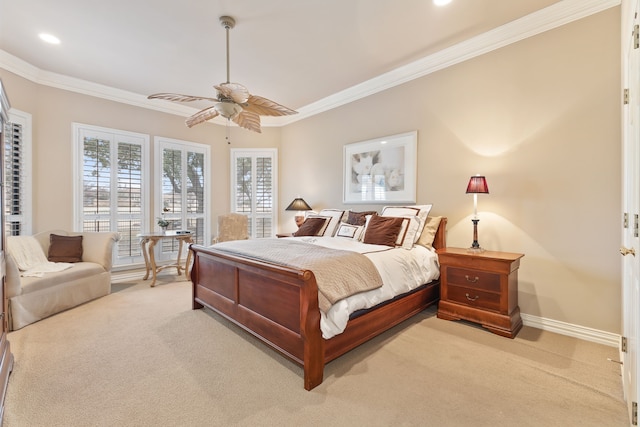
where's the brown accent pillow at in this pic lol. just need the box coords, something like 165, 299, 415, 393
346, 210, 377, 226
48, 234, 83, 263
294, 217, 327, 237
363, 215, 404, 247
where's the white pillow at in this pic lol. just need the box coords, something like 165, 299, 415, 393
381, 204, 433, 242
416, 216, 443, 250
318, 209, 346, 237
335, 223, 364, 240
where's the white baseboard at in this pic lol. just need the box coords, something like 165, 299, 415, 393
108, 270, 621, 349
111, 269, 146, 283
521, 313, 620, 348
111, 268, 188, 284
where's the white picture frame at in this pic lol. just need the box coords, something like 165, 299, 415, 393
343, 131, 417, 204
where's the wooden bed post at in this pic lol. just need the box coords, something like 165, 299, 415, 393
190, 249, 204, 310
299, 270, 324, 390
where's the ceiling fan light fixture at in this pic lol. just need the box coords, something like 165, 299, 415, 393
215, 101, 243, 119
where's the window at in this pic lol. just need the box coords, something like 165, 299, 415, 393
155, 137, 209, 259
73, 123, 149, 266
5, 109, 32, 236
231, 149, 277, 238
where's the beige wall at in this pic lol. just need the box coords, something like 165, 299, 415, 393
281, 8, 622, 333
0, 70, 281, 234
0, 8, 622, 334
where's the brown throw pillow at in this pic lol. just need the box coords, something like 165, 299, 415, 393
294, 217, 327, 237
48, 234, 83, 262
346, 210, 377, 226
363, 215, 404, 246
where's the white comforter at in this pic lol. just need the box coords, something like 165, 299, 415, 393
283, 236, 440, 339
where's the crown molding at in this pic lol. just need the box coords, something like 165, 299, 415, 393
0, 49, 197, 118
0, 0, 620, 128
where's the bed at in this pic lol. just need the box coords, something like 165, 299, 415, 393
189, 212, 446, 390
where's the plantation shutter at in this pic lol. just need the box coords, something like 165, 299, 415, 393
155, 137, 209, 257
4, 110, 32, 236
231, 149, 277, 238
75, 124, 149, 266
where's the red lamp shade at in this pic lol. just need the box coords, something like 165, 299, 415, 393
466, 176, 489, 194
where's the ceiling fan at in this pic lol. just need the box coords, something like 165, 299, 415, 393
148, 16, 297, 134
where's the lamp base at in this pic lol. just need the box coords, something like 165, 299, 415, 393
294, 215, 305, 227
468, 218, 485, 253
467, 246, 486, 254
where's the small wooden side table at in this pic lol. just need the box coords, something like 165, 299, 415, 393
437, 247, 524, 338
138, 231, 194, 287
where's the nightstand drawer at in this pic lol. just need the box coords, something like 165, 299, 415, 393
446, 267, 500, 292
447, 285, 501, 311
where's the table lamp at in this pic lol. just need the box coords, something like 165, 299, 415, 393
466, 175, 489, 252
285, 197, 312, 227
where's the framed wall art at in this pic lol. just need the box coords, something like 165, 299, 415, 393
343, 131, 417, 204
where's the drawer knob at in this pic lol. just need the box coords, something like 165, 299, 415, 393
465, 275, 480, 283
465, 293, 480, 302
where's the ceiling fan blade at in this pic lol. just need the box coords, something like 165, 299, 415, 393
215, 83, 250, 104
244, 95, 298, 117
149, 16, 294, 137
232, 111, 262, 133
185, 106, 220, 128
148, 93, 219, 103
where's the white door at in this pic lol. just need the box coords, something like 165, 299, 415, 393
622, 1, 640, 424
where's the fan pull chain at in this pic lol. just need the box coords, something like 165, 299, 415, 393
226, 119, 231, 144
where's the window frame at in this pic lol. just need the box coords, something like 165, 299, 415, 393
72, 122, 150, 266
154, 136, 210, 259
230, 148, 278, 238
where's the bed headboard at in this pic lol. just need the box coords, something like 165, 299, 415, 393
432, 217, 447, 251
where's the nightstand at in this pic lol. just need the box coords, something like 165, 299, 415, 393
437, 247, 524, 338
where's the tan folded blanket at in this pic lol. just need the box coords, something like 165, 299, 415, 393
212, 239, 383, 313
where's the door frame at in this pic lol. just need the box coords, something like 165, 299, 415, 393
621, 0, 640, 424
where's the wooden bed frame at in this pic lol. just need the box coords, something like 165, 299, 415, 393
189, 218, 447, 390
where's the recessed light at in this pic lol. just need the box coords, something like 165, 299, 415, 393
39, 33, 60, 45
433, 0, 452, 6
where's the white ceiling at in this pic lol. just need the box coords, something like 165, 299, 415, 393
0, 0, 618, 127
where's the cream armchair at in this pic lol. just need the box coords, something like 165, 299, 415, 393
5, 230, 120, 330
213, 213, 249, 243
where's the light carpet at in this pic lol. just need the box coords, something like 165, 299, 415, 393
2, 276, 629, 426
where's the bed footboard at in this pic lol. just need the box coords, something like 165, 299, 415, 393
189, 217, 447, 390
190, 245, 325, 390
